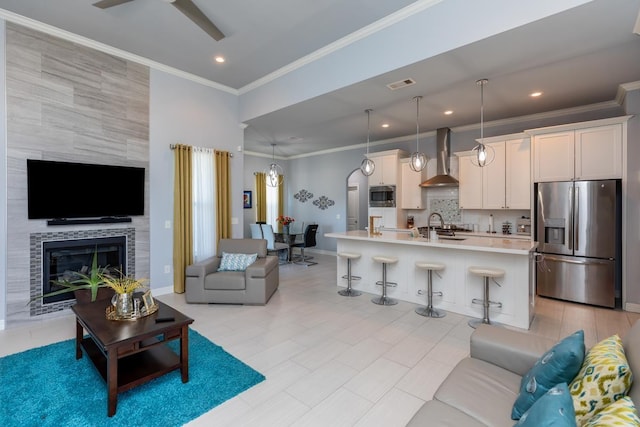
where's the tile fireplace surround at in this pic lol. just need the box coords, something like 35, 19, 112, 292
29, 228, 136, 317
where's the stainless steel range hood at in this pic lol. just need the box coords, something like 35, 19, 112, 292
420, 127, 459, 187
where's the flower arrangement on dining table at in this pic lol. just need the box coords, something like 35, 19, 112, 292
276, 215, 295, 226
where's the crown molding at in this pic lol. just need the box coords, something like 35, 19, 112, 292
617, 80, 640, 104
0, 9, 238, 95
237, 0, 443, 95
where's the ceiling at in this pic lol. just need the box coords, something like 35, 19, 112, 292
0, 0, 639, 157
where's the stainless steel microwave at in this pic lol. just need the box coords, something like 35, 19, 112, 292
369, 185, 396, 207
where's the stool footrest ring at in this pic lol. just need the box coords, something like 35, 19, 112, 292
341, 274, 361, 280
375, 281, 397, 287
471, 298, 502, 308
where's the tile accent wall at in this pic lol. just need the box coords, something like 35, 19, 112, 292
5, 23, 150, 326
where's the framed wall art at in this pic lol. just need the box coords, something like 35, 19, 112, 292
243, 191, 252, 209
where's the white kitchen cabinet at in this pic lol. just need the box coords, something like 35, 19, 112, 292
529, 118, 626, 182
368, 150, 407, 186
532, 132, 574, 182
575, 125, 622, 180
457, 135, 530, 210
400, 160, 426, 209
482, 142, 506, 209
368, 154, 397, 186
505, 138, 531, 209
457, 153, 483, 209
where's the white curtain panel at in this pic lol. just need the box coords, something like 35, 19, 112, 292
266, 184, 279, 228
192, 147, 216, 262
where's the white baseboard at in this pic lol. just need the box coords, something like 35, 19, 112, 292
625, 302, 640, 313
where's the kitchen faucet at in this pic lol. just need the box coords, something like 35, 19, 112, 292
428, 212, 444, 229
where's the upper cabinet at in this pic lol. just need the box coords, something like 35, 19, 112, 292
400, 160, 427, 209
367, 150, 407, 186
457, 152, 483, 209
528, 117, 628, 182
456, 134, 531, 210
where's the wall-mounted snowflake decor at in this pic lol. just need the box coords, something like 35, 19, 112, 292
294, 189, 313, 203
313, 195, 335, 210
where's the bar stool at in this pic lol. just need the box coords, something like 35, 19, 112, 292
337, 252, 362, 297
371, 255, 398, 306
415, 261, 446, 318
468, 266, 505, 328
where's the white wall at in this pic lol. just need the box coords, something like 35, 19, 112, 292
149, 70, 243, 290
623, 87, 640, 307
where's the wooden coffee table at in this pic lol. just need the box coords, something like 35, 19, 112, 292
71, 299, 194, 417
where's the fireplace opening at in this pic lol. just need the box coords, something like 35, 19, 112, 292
42, 236, 127, 304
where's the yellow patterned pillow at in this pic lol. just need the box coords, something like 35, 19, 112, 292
582, 397, 640, 426
569, 334, 633, 426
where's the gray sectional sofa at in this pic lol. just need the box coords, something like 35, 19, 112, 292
407, 320, 640, 426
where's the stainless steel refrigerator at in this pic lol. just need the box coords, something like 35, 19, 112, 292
535, 180, 621, 308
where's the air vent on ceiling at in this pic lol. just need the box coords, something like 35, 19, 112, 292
386, 78, 416, 90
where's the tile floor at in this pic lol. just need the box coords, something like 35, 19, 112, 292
1, 253, 639, 426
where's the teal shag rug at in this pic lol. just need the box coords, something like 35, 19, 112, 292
0, 328, 264, 427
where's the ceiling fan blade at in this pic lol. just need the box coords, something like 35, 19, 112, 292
171, 0, 225, 41
92, 0, 135, 9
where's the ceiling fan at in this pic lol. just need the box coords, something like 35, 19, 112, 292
92, 0, 225, 41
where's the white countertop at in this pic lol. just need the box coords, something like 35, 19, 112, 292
325, 230, 537, 255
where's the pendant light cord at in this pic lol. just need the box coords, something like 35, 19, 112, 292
365, 109, 372, 155
414, 96, 421, 151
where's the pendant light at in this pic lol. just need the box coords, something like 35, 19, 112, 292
472, 79, 495, 167
410, 96, 428, 172
360, 109, 375, 176
265, 143, 284, 187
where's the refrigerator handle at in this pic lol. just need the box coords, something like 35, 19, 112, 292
574, 187, 579, 249
568, 186, 573, 251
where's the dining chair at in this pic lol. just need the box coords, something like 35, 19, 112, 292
250, 223, 263, 239
292, 224, 318, 266
260, 224, 290, 263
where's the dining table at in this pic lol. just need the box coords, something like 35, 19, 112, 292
275, 232, 301, 262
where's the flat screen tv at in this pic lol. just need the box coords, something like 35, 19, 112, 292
27, 159, 145, 219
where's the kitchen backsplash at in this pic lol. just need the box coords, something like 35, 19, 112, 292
406, 186, 531, 234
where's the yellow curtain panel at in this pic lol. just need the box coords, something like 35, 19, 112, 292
172, 144, 193, 294
255, 172, 266, 223
278, 176, 285, 232
215, 150, 231, 240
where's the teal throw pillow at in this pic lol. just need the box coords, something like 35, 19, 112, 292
218, 252, 258, 272
511, 330, 585, 420
514, 382, 577, 427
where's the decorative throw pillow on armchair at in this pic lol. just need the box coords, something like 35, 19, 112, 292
217, 252, 258, 272
511, 330, 585, 420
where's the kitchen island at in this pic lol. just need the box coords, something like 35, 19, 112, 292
325, 230, 538, 329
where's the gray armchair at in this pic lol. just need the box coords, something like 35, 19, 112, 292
185, 239, 279, 305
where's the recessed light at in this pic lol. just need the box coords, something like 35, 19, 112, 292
444, 110, 453, 115
215, 56, 225, 63
530, 91, 543, 98
381, 123, 390, 128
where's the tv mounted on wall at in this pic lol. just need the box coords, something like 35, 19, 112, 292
27, 159, 145, 220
